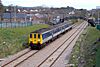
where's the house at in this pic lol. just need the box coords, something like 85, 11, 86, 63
2, 13, 26, 22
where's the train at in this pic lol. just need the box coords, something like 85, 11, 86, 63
28, 22, 73, 49
51, 16, 65, 25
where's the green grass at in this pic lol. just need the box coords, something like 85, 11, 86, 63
69, 26, 100, 67
96, 46, 100, 67
0, 24, 49, 58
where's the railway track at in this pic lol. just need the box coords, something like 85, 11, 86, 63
1, 49, 38, 67
0, 22, 87, 67
38, 22, 87, 67
16, 22, 87, 67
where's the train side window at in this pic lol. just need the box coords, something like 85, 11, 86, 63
34, 34, 36, 38
30, 34, 32, 38
65, 25, 68, 28
42, 34, 46, 39
42, 31, 52, 39
53, 28, 60, 34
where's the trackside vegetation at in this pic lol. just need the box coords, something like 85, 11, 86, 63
69, 26, 100, 67
0, 24, 49, 58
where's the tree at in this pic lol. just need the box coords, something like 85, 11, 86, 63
0, 0, 4, 21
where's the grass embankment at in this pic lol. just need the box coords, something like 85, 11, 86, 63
69, 26, 100, 67
0, 24, 49, 58
96, 47, 100, 67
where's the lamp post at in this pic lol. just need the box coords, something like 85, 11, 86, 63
14, 5, 17, 22
9, 4, 13, 28
96, 6, 100, 24
98, 10, 99, 24
9, 4, 12, 23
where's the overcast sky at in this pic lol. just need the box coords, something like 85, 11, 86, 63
2, 0, 100, 9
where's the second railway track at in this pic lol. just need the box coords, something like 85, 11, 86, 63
38, 22, 87, 67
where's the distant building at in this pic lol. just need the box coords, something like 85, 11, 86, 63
3, 13, 26, 22
96, 6, 100, 9
2, 13, 49, 23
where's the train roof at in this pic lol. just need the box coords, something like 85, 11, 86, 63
31, 22, 70, 34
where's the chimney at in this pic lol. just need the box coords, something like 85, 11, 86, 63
0, 0, 3, 5
0, 0, 1, 4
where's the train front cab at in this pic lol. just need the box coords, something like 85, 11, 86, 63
29, 33, 43, 49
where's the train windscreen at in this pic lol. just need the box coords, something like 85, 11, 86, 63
30, 34, 32, 38
38, 34, 40, 39
34, 34, 36, 38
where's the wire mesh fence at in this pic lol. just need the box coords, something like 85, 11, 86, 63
0, 22, 32, 28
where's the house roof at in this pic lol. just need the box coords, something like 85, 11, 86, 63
2, 13, 45, 19
3, 13, 26, 19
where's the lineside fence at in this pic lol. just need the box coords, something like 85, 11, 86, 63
0, 22, 32, 28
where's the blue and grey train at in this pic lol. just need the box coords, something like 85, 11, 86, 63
28, 22, 73, 49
